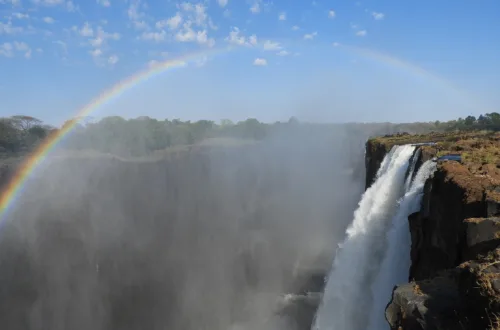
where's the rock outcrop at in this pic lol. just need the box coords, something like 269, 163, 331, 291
365, 137, 391, 189
366, 131, 500, 330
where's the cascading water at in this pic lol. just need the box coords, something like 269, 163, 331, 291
366, 159, 436, 330
404, 148, 421, 192
312, 145, 415, 330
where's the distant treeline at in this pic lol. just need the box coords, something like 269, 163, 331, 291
0, 112, 498, 157
62, 116, 273, 156
0, 116, 56, 154
435, 112, 500, 131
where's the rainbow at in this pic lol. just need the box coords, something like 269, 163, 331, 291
0, 42, 486, 221
337, 44, 465, 96
339, 44, 489, 109
0, 46, 233, 220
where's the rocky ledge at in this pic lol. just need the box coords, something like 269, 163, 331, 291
366, 131, 500, 330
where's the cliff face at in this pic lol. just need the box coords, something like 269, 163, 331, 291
365, 139, 390, 189
365, 132, 500, 330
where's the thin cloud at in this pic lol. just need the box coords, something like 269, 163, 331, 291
66, 1, 78, 12
108, 54, 119, 65
0, 21, 23, 34
263, 40, 281, 51
43, 16, 55, 24
127, 0, 147, 30
195, 55, 208, 67
1, 0, 21, 5
148, 59, 160, 68
97, 0, 111, 7
249, 34, 258, 45
328, 10, 335, 18
32, 0, 65, 6
356, 30, 367, 37
225, 26, 253, 47
79, 22, 93, 37
279, 12, 286, 21
156, 13, 183, 30
372, 12, 385, 20
253, 57, 267, 66
0, 42, 13, 57
217, 0, 228, 7
12, 12, 29, 19
250, 0, 260, 13
1, 41, 33, 59
89, 48, 102, 57
303, 31, 318, 40
141, 30, 166, 42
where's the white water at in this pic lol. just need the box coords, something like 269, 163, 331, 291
313, 145, 415, 330
366, 159, 436, 330
404, 148, 421, 192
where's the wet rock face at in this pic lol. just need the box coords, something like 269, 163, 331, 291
364, 140, 389, 190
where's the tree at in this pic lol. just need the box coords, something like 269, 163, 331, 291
288, 116, 299, 125
62, 118, 85, 131
0, 118, 20, 151
477, 114, 490, 126
28, 125, 48, 139
488, 112, 500, 123
239, 118, 267, 140
220, 119, 234, 126
464, 115, 476, 126
191, 120, 214, 141
10, 115, 42, 132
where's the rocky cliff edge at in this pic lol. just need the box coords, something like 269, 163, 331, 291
366, 131, 500, 330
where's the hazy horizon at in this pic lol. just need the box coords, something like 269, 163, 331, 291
0, 113, 488, 130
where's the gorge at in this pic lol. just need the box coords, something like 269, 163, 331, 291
0, 128, 500, 330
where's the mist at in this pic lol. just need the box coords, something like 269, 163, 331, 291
0, 124, 369, 330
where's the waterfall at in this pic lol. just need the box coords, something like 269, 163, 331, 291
312, 145, 415, 330
366, 159, 436, 330
404, 148, 421, 192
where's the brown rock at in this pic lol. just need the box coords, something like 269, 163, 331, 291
385, 270, 466, 330
463, 217, 500, 260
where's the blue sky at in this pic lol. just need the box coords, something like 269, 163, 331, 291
0, 0, 499, 125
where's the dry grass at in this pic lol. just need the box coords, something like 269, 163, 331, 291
372, 131, 500, 167
465, 217, 486, 224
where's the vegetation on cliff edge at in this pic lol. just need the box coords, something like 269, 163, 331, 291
1, 111, 499, 160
